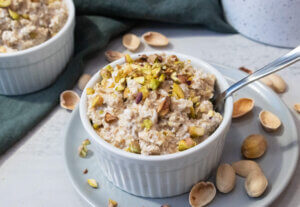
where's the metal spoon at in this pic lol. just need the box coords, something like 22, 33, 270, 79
213, 45, 300, 111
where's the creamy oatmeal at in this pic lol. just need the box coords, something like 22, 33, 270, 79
0, 0, 68, 53
86, 54, 223, 155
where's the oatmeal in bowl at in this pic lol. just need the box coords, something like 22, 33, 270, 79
85, 54, 223, 155
0, 0, 68, 52
0, 0, 74, 95
80, 52, 233, 197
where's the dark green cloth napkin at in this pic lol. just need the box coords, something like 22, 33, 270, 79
0, 0, 235, 155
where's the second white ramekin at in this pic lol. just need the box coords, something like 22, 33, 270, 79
80, 52, 233, 198
0, 0, 75, 95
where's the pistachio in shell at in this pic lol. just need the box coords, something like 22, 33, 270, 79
232, 98, 254, 118
245, 170, 268, 197
60, 90, 80, 111
268, 74, 286, 93
259, 110, 281, 132
241, 134, 267, 159
142, 31, 169, 47
232, 160, 262, 177
122, 33, 140, 51
189, 181, 216, 207
105, 50, 125, 62
157, 96, 171, 116
216, 163, 236, 193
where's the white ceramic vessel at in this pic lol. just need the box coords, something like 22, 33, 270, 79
0, 0, 75, 95
222, 0, 300, 48
79, 52, 233, 198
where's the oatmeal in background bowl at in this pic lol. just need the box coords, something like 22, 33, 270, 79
0, 0, 68, 53
86, 54, 223, 155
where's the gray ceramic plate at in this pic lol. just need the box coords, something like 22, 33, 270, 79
64, 64, 298, 207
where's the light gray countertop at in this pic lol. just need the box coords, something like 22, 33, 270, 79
0, 23, 299, 207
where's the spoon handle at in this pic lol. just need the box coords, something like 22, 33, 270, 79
224, 45, 300, 99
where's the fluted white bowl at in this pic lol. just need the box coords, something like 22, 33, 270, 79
0, 0, 75, 95
80, 52, 233, 198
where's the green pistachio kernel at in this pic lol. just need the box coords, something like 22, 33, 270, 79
8, 9, 19, 20
134, 76, 145, 84
129, 140, 141, 154
149, 79, 160, 90
158, 74, 165, 82
189, 126, 205, 137
0, 0, 11, 7
142, 119, 152, 131
172, 83, 184, 99
178, 138, 196, 151
125, 54, 133, 63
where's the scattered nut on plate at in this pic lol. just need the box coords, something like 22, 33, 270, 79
122, 33, 141, 51
216, 163, 236, 193
268, 74, 286, 93
87, 179, 98, 188
142, 31, 169, 47
294, 103, 300, 113
60, 90, 80, 111
108, 199, 118, 207
241, 134, 267, 159
232, 160, 262, 177
232, 98, 254, 118
77, 74, 91, 90
260, 74, 286, 93
245, 170, 268, 197
259, 110, 281, 132
105, 50, 125, 62
238, 66, 253, 74
189, 181, 216, 207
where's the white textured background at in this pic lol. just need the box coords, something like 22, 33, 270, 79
0, 23, 299, 206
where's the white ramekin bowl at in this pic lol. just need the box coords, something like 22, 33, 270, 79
80, 52, 233, 198
0, 0, 75, 95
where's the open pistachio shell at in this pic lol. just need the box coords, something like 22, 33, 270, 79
245, 170, 268, 197
232, 160, 262, 177
216, 163, 236, 193
60, 90, 80, 110
142, 31, 169, 47
232, 98, 254, 118
259, 110, 281, 132
189, 181, 216, 207
105, 50, 125, 62
122, 33, 141, 51
294, 103, 300, 113
241, 134, 267, 159
77, 74, 91, 90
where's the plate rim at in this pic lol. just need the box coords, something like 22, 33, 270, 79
63, 64, 299, 207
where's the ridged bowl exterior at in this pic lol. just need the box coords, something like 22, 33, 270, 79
80, 52, 233, 198
93, 123, 230, 197
0, 0, 75, 95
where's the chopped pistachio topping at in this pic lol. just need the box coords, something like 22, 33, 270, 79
149, 79, 160, 90
189, 107, 196, 119
78, 144, 88, 157
0, 0, 11, 7
87, 179, 98, 188
172, 83, 184, 99
93, 123, 100, 129
115, 84, 125, 91
86, 88, 95, 95
189, 126, 205, 137
91, 95, 103, 107
8, 9, 19, 20
99, 110, 104, 114
142, 119, 152, 131
125, 54, 133, 63
139, 86, 149, 99
129, 140, 141, 154
134, 76, 145, 84
178, 138, 196, 151
171, 72, 179, 82
158, 74, 165, 82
